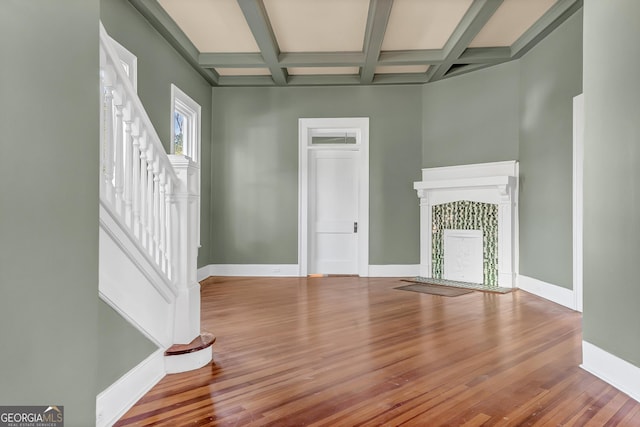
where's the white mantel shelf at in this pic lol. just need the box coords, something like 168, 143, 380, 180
414, 161, 519, 288
413, 175, 515, 192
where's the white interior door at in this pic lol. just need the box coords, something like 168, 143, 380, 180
309, 150, 359, 274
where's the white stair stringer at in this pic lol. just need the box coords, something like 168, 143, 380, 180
99, 202, 177, 348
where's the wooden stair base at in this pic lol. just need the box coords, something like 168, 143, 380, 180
164, 332, 215, 374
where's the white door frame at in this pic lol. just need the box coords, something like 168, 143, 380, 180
298, 117, 369, 277
573, 94, 584, 312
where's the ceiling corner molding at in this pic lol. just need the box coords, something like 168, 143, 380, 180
511, 0, 583, 59
237, 0, 287, 85
128, 0, 219, 86
198, 52, 266, 68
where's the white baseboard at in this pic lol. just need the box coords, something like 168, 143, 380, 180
368, 265, 420, 277
518, 274, 575, 310
197, 265, 212, 282
582, 341, 640, 403
198, 264, 420, 278
204, 264, 300, 277
96, 349, 165, 427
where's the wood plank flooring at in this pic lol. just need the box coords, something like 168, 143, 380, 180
115, 277, 640, 426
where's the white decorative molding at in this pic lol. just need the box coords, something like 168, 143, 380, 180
517, 275, 576, 310
368, 265, 420, 277
582, 341, 640, 403
414, 161, 518, 287
165, 347, 213, 374
96, 349, 165, 427
206, 264, 300, 277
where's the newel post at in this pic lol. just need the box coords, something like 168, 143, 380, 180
168, 155, 200, 344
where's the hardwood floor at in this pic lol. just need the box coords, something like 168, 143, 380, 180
115, 277, 640, 426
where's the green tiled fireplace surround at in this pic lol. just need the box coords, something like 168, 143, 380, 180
432, 200, 499, 286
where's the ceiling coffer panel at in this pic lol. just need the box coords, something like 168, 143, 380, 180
382, 0, 475, 51
469, 0, 559, 47
469, 0, 557, 47
158, 0, 260, 52
262, 0, 370, 52
215, 67, 272, 76
288, 67, 360, 75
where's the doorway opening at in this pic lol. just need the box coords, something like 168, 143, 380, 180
298, 118, 369, 276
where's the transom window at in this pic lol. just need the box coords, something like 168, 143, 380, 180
170, 84, 201, 164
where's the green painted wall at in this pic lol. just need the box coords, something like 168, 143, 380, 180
0, 1, 99, 425
211, 85, 422, 265
582, 0, 640, 366
101, 0, 213, 269
422, 61, 520, 168
97, 301, 158, 391
518, 10, 583, 290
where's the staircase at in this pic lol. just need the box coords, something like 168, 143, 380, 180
97, 22, 213, 426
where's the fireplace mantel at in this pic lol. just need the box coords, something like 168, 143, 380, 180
413, 161, 518, 287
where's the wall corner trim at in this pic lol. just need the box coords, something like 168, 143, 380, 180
96, 349, 165, 427
582, 341, 640, 403
517, 274, 576, 310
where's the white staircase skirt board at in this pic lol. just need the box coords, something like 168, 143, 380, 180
582, 341, 640, 403
99, 218, 176, 348
517, 275, 576, 310
96, 349, 165, 427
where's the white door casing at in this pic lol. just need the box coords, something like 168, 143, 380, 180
299, 118, 369, 277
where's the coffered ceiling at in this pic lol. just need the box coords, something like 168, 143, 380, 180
128, 0, 582, 87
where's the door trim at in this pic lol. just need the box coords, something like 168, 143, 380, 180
298, 117, 369, 277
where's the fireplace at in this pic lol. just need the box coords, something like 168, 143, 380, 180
414, 161, 518, 288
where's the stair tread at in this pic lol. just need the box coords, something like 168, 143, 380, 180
165, 332, 216, 356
